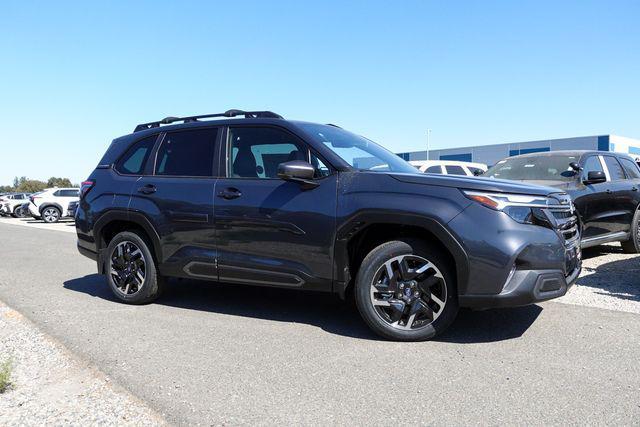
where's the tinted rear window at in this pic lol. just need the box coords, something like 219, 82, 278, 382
603, 156, 625, 181
620, 158, 640, 179
425, 165, 442, 173
445, 165, 466, 175
115, 135, 157, 175
155, 128, 218, 177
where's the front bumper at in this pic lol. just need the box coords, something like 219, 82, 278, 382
459, 264, 580, 308
448, 202, 581, 309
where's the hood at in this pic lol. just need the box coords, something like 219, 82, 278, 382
389, 173, 564, 196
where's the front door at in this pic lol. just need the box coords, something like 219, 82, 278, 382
129, 127, 220, 279
214, 125, 337, 291
575, 155, 613, 239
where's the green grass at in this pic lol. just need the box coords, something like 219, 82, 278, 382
0, 357, 12, 393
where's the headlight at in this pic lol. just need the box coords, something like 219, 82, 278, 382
462, 190, 557, 224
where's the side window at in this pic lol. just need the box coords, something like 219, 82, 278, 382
53, 190, 62, 197
620, 158, 640, 179
425, 165, 442, 174
445, 165, 466, 175
115, 135, 157, 175
603, 156, 626, 181
156, 128, 218, 177
61, 190, 79, 197
229, 127, 308, 179
582, 156, 604, 181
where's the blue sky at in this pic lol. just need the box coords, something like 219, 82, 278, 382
1, 0, 639, 184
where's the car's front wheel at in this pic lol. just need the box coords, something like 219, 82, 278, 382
41, 206, 61, 223
355, 239, 458, 341
105, 231, 164, 304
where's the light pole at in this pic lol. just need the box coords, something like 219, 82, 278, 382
426, 129, 432, 160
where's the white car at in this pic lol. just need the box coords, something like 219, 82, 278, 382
409, 160, 488, 176
0, 193, 31, 217
28, 188, 80, 223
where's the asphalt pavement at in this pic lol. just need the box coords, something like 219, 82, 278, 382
0, 221, 639, 425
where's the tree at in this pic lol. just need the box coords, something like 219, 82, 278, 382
47, 177, 73, 188
16, 180, 47, 193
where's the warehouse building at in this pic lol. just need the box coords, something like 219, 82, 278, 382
395, 134, 640, 167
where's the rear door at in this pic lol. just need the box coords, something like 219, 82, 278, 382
602, 155, 636, 234
57, 189, 80, 213
129, 127, 221, 279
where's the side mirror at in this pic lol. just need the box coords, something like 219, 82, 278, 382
569, 162, 582, 171
473, 169, 484, 176
277, 161, 319, 190
583, 170, 606, 185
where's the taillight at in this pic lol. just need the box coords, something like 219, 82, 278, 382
80, 180, 95, 199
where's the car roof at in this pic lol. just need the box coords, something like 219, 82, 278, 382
106, 116, 355, 173
512, 150, 633, 159
119, 116, 288, 141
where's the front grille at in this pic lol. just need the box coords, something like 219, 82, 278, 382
550, 208, 579, 246
543, 194, 580, 278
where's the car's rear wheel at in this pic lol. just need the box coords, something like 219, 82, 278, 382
106, 231, 164, 304
42, 206, 61, 223
13, 206, 26, 218
355, 239, 458, 341
621, 208, 640, 253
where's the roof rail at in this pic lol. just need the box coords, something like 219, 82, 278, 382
133, 109, 283, 132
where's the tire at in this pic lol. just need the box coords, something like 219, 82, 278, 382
621, 208, 640, 253
13, 206, 25, 218
41, 206, 61, 223
105, 231, 164, 304
355, 239, 458, 341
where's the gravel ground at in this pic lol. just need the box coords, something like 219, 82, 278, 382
0, 302, 166, 427
558, 243, 640, 313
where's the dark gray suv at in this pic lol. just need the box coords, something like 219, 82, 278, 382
76, 109, 581, 341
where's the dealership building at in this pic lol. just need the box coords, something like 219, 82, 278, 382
395, 134, 640, 166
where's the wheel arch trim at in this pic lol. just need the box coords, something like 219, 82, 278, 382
39, 203, 64, 215
334, 212, 470, 296
93, 209, 163, 267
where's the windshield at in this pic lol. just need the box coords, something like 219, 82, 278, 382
297, 123, 417, 173
484, 155, 579, 181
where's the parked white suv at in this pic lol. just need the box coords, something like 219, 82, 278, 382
0, 193, 31, 217
28, 188, 79, 223
409, 160, 488, 176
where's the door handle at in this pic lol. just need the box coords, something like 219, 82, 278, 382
632, 187, 638, 192
605, 189, 612, 194
137, 184, 157, 194
217, 188, 242, 200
